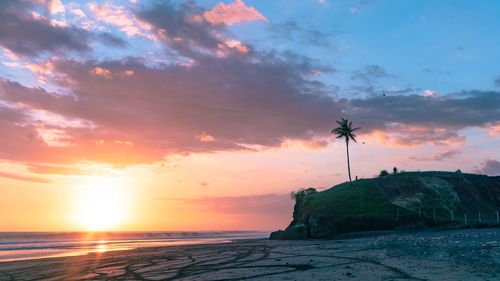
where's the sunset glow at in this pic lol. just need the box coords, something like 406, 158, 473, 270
72, 177, 130, 231
0, 0, 498, 233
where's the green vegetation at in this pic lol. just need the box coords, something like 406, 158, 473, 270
273, 171, 500, 239
379, 170, 389, 177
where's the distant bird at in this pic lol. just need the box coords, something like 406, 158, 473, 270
332, 118, 361, 183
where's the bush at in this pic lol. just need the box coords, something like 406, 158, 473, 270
291, 187, 317, 200
379, 170, 389, 177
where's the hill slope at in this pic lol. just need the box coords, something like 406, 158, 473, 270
271, 171, 500, 239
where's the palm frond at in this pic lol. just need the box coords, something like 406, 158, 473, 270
332, 118, 361, 142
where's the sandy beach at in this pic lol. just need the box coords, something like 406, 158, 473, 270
0, 229, 498, 280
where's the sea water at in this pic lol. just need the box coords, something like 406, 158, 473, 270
0, 231, 268, 262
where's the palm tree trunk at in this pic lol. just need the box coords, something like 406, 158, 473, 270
346, 138, 352, 182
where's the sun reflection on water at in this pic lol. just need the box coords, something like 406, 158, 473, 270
96, 241, 108, 253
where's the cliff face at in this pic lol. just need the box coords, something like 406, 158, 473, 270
270, 172, 500, 239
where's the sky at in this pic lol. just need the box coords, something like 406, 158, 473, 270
0, 0, 499, 232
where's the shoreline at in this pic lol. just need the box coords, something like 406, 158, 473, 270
0, 228, 498, 280
0, 231, 268, 263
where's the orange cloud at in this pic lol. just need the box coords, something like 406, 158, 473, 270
281, 138, 329, 150
26, 164, 87, 175
91, 67, 112, 78
195, 132, 216, 142
0, 171, 49, 183
203, 0, 267, 25
363, 125, 465, 147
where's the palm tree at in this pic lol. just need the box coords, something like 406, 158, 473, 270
332, 118, 361, 183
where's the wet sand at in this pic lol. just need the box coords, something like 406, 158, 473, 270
0, 229, 498, 280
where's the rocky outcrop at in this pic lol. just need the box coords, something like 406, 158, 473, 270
271, 172, 500, 239
269, 223, 308, 240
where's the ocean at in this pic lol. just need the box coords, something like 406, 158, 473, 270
0, 231, 268, 262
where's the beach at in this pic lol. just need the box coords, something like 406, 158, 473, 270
0, 229, 498, 280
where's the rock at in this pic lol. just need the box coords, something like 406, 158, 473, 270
308, 214, 336, 238
269, 223, 308, 240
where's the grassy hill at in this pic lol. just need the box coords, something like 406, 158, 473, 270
271, 171, 500, 239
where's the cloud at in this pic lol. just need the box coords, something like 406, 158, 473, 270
26, 164, 88, 175
97, 33, 128, 48
203, 0, 267, 25
42, 0, 65, 15
483, 122, 500, 135
0, 1, 499, 167
268, 21, 333, 47
0, 51, 336, 165
0, 171, 49, 183
183, 193, 293, 229
187, 193, 292, 215
351, 64, 393, 82
0, 104, 63, 164
70, 8, 86, 18
408, 149, 461, 161
136, 1, 257, 57
2, 62, 499, 166
195, 132, 216, 142
350, 64, 396, 95
159, 193, 294, 230
494, 76, 500, 88
136, 1, 227, 55
349, 0, 372, 14
0, 0, 91, 56
474, 159, 500, 176
349, 91, 500, 145
88, 2, 152, 38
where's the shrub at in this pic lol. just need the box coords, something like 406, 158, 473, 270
379, 170, 389, 177
290, 187, 317, 200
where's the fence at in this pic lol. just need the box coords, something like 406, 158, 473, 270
394, 207, 500, 226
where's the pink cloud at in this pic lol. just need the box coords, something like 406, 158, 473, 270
423, 89, 438, 97
483, 123, 500, 135
71, 9, 86, 18
87, 3, 152, 38
203, 0, 267, 25
224, 39, 249, 54
36, 0, 65, 15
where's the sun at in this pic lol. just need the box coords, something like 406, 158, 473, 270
72, 176, 130, 231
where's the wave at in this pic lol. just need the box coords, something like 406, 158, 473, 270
0, 231, 268, 262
